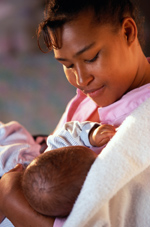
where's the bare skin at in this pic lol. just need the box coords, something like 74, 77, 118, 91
0, 7, 150, 227
0, 211, 4, 223
0, 165, 54, 227
54, 11, 150, 107
89, 124, 116, 147
0, 123, 115, 226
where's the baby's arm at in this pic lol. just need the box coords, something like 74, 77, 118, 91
46, 121, 98, 150
46, 121, 116, 152
89, 124, 116, 147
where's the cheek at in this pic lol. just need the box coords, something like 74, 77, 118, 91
63, 67, 77, 87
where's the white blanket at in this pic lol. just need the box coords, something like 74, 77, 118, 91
63, 98, 150, 227
0, 121, 41, 176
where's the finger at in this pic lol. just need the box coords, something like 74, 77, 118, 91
99, 124, 116, 132
8, 164, 24, 173
94, 131, 116, 147
100, 129, 116, 135
97, 137, 110, 147
100, 131, 116, 138
95, 127, 116, 137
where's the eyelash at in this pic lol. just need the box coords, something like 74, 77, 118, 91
85, 52, 100, 63
65, 51, 100, 69
66, 64, 74, 69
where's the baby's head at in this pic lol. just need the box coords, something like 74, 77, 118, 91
21, 146, 97, 217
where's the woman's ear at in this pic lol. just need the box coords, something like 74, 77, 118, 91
122, 17, 137, 46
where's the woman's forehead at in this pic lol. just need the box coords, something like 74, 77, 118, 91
53, 21, 116, 59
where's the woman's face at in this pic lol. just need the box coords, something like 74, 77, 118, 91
53, 11, 138, 107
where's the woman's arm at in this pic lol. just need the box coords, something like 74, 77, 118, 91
0, 164, 55, 227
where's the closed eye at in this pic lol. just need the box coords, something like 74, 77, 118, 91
65, 64, 74, 69
84, 51, 100, 63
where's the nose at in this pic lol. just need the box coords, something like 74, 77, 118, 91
75, 65, 94, 87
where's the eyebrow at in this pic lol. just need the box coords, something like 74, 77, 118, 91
55, 42, 95, 62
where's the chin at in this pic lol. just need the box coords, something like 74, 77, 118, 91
91, 97, 114, 108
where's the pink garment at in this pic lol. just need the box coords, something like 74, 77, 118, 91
99, 83, 150, 126
54, 83, 150, 227
56, 84, 150, 128
55, 89, 99, 131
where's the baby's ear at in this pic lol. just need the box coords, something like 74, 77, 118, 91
122, 17, 137, 46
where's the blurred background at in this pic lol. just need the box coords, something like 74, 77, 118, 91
0, 0, 150, 135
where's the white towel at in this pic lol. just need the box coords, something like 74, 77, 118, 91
63, 98, 150, 227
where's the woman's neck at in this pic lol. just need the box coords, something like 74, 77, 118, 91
138, 55, 150, 86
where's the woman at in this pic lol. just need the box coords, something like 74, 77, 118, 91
0, 0, 150, 226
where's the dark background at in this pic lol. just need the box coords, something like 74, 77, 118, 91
0, 0, 149, 135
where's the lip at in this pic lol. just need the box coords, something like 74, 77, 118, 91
83, 85, 105, 98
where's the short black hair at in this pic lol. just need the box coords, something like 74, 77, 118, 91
37, 0, 144, 51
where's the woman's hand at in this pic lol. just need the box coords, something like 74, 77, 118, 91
0, 164, 55, 227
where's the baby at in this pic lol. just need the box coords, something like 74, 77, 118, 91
21, 121, 116, 217
21, 146, 97, 217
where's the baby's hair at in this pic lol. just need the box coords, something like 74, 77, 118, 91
21, 146, 97, 217
37, 0, 144, 51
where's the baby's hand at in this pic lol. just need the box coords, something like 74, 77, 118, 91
89, 124, 116, 147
